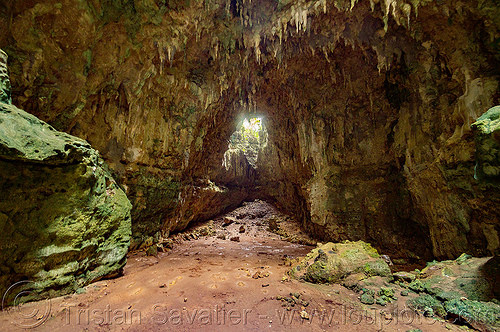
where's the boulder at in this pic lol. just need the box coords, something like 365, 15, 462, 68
400, 254, 500, 329
417, 255, 496, 302
0, 99, 131, 299
288, 241, 391, 284
393, 271, 416, 282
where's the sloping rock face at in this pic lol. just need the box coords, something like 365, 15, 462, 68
0, 52, 132, 297
1, 0, 499, 260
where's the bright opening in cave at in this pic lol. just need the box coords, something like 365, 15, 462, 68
223, 117, 268, 169
1, 0, 499, 330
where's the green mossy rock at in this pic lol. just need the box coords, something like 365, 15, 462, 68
379, 287, 396, 299
471, 106, 500, 182
404, 255, 499, 330
289, 241, 391, 284
0, 102, 132, 299
417, 255, 496, 302
363, 259, 392, 277
393, 271, 416, 282
360, 292, 376, 305
408, 279, 425, 293
376, 297, 388, 306
0, 50, 11, 104
407, 294, 447, 317
444, 299, 500, 332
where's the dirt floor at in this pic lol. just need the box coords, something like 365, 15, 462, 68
0, 200, 470, 331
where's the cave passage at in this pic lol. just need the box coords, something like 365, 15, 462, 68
0, 0, 499, 330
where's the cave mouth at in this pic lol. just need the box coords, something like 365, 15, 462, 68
223, 116, 268, 170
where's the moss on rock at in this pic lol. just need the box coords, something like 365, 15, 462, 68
0, 101, 132, 299
360, 291, 376, 305
408, 279, 425, 293
0, 50, 10, 104
472, 106, 500, 183
289, 241, 391, 285
407, 294, 447, 317
444, 299, 500, 332
402, 255, 500, 330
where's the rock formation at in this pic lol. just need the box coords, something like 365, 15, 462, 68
0, 0, 499, 263
472, 105, 500, 183
0, 50, 131, 298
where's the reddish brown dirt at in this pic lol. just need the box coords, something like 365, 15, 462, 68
0, 201, 464, 332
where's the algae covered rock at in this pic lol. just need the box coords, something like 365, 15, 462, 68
408, 294, 447, 317
472, 106, 500, 182
444, 299, 500, 332
393, 271, 416, 282
417, 255, 496, 302
289, 241, 391, 284
402, 255, 500, 330
360, 291, 376, 304
0, 101, 132, 299
0, 50, 10, 104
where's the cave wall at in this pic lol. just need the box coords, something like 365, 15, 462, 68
1, 0, 499, 259
0, 49, 132, 297
250, 1, 500, 260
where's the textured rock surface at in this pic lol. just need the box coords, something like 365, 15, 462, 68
472, 106, 500, 183
397, 254, 500, 331
288, 241, 392, 284
408, 254, 498, 302
444, 299, 500, 332
0, 49, 10, 104
0, 59, 132, 297
0, 0, 499, 259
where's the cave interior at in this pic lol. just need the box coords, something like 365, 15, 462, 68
0, 0, 499, 330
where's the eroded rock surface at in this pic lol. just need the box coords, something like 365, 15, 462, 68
292, 242, 500, 331
0, 54, 131, 298
401, 255, 500, 332
0, 0, 499, 260
472, 106, 500, 183
288, 241, 392, 284
0, 50, 10, 104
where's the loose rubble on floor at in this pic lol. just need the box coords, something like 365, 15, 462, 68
134, 200, 500, 332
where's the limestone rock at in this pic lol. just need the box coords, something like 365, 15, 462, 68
223, 216, 236, 226
416, 255, 496, 302
401, 255, 500, 331
407, 294, 447, 317
393, 271, 416, 282
0, 102, 132, 299
444, 299, 500, 332
0, 50, 10, 104
360, 292, 376, 305
289, 241, 391, 284
472, 106, 500, 182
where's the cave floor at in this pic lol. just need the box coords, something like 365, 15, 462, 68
0, 201, 464, 332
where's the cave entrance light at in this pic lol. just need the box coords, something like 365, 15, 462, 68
223, 117, 268, 170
